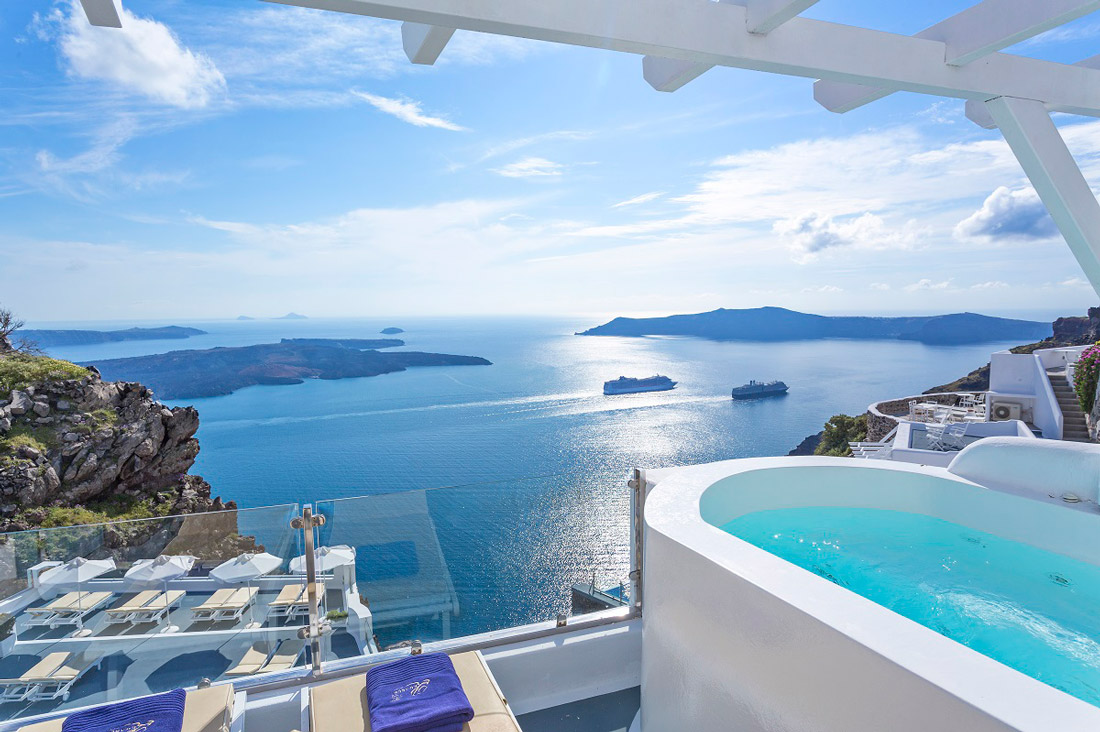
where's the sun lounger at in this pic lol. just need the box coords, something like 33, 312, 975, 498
104, 590, 164, 625
192, 588, 257, 623
14, 683, 236, 732
269, 583, 324, 620
308, 651, 520, 732
0, 652, 100, 703
128, 590, 186, 624
25, 592, 92, 626
43, 592, 113, 628
191, 589, 237, 622
225, 638, 306, 677
260, 639, 305, 673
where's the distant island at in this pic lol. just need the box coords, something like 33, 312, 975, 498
277, 313, 308, 320
89, 339, 491, 399
577, 307, 1051, 345
17, 325, 207, 348
381, 327, 405, 334
236, 315, 255, 321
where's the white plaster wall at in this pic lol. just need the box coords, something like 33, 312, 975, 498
950, 436, 1100, 504
641, 457, 1100, 732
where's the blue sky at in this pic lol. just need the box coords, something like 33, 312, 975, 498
2, 0, 1100, 321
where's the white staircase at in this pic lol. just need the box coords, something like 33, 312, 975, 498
1047, 369, 1091, 443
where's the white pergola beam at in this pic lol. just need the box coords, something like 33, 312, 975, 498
931, 0, 1100, 67
265, 0, 1100, 118
79, 0, 122, 27
401, 21, 456, 64
643, 56, 711, 93
643, 0, 818, 92
966, 53, 1100, 129
987, 96, 1100, 295
746, 0, 819, 35
815, 0, 1100, 114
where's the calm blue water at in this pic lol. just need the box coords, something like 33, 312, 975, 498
723, 507, 1100, 707
35, 317, 1017, 643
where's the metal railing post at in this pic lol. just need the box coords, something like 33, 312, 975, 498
291, 505, 327, 673
628, 467, 646, 612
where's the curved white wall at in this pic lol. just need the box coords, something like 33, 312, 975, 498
641, 456, 1100, 732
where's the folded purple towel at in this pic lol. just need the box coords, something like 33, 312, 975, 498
62, 688, 186, 732
365, 653, 474, 732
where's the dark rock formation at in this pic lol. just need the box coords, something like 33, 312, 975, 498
16, 326, 206, 349
90, 340, 492, 399
578, 306, 1051, 345
787, 432, 821, 456
0, 369, 232, 532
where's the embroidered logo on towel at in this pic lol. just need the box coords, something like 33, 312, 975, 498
390, 679, 431, 702
111, 718, 156, 732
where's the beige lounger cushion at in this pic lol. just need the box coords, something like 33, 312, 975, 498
225, 644, 270, 676
262, 640, 304, 672
145, 590, 185, 610
195, 589, 236, 610
110, 591, 162, 613
309, 652, 519, 732
16, 684, 235, 732
270, 584, 303, 606
43, 593, 85, 612
0, 653, 70, 683
62, 592, 112, 612
47, 655, 95, 682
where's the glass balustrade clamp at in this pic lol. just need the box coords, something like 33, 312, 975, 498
291, 505, 327, 673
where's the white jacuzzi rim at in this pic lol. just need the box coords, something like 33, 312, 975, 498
644, 456, 1100, 731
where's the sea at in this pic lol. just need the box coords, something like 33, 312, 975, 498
31, 315, 1026, 645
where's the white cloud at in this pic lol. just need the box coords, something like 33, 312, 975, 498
773, 211, 917, 262
904, 278, 952, 292
493, 157, 564, 178
50, 0, 225, 109
1061, 277, 1092, 288
801, 284, 843, 293
613, 192, 665, 208
351, 91, 466, 131
955, 187, 1058, 241
970, 281, 1009, 290
869, 283, 891, 291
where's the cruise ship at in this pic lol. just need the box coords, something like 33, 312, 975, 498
731, 380, 789, 400
603, 375, 676, 395
7, 2, 1100, 732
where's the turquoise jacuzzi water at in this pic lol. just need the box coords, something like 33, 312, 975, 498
722, 507, 1100, 707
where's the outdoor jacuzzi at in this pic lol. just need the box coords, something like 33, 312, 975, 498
640, 439, 1100, 732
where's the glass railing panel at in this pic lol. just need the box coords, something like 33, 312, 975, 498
314, 475, 633, 658
0, 502, 310, 723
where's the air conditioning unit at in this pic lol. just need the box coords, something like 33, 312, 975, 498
991, 402, 1022, 422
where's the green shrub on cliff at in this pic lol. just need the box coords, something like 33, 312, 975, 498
1073, 343, 1100, 414
0, 353, 87, 394
814, 414, 867, 457
0, 425, 57, 456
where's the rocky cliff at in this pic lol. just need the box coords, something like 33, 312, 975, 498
0, 358, 233, 532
